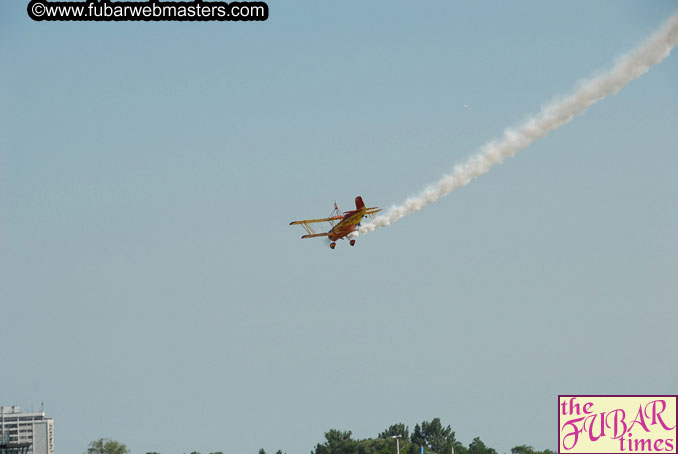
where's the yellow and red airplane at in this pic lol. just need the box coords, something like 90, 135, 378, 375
289, 196, 381, 249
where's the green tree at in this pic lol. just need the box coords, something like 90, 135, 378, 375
88, 439, 129, 454
359, 437, 395, 454
411, 424, 425, 447
379, 423, 409, 440
422, 418, 451, 453
511, 446, 534, 454
468, 437, 497, 454
511, 446, 554, 454
409, 418, 463, 454
312, 429, 358, 454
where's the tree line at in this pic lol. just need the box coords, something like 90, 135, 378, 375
308, 418, 554, 454
87, 418, 554, 454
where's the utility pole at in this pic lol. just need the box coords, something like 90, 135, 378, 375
391, 435, 401, 454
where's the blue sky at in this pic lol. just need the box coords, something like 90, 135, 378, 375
1, 1, 677, 453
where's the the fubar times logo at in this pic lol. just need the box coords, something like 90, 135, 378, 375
559, 396, 677, 454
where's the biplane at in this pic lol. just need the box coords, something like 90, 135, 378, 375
289, 196, 381, 249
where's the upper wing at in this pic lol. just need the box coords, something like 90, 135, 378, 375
290, 215, 344, 238
289, 216, 343, 225
342, 207, 382, 217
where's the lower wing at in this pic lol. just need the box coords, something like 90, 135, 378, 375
301, 233, 329, 239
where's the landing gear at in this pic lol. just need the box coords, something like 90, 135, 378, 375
330, 242, 336, 249
350, 239, 356, 246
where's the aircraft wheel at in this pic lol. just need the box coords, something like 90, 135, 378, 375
350, 239, 356, 246
330, 242, 336, 249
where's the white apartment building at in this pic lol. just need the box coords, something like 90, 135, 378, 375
0, 406, 54, 454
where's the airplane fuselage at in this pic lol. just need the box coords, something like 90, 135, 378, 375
327, 206, 366, 242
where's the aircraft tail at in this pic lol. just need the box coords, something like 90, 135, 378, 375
355, 196, 365, 210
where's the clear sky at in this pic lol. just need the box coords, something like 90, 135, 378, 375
1, 1, 677, 454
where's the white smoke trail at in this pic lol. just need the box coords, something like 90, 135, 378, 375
358, 15, 678, 236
